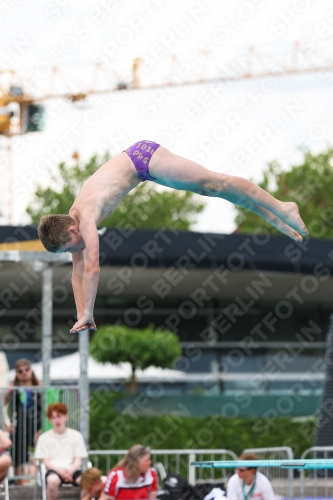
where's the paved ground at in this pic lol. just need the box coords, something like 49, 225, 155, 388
1, 484, 80, 499
4, 479, 333, 499
271, 477, 333, 498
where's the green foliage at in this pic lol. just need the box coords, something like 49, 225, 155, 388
235, 148, 333, 239
89, 392, 316, 470
90, 324, 181, 369
90, 325, 182, 392
27, 154, 205, 230
109, 182, 205, 231
27, 154, 107, 221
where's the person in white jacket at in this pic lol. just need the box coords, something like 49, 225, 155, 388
227, 454, 275, 500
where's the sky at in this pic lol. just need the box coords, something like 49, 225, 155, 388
1, 0, 333, 232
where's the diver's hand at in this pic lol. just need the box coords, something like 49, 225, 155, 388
70, 314, 96, 333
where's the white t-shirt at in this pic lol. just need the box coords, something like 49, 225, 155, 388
227, 471, 275, 500
34, 428, 88, 469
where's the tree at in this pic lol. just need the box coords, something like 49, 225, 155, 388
89, 324, 182, 393
234, 148, 333, 239
27, 154, 205, 230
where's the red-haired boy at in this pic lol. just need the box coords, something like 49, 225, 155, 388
34, 403, 88, 500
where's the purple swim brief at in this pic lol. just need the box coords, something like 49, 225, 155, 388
123, 140, 160, 182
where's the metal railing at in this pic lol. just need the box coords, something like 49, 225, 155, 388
0, 385, 79, 484
89, 447, 296, 496
300, 446, 333, 500
88, 449, 238, 485
243, 447, 294, 500
8, 444, 299, 498
0, 477, 9, 500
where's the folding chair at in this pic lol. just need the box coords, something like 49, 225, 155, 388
37, 460, 91, 500
154, 461, 167, 482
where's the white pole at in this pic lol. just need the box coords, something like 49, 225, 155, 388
79, 328, 90, 449
42, 264, 53, 386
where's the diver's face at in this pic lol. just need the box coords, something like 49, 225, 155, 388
60, 229, 85, 254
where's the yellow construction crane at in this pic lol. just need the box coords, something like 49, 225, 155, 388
1, 42, 333, 222
2, 42, 333, 137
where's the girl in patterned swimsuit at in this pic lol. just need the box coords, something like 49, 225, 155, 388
37, 139, 309, 333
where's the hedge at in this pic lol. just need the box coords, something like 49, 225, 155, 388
89, 392, 316, 457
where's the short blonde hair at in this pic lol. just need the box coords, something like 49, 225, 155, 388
38, 214, 74, 252
80, 467, 102, 490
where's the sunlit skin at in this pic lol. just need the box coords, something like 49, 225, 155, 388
49, 411, 68, 434
137, 454, 152, 475
237, 467, 256, 486
55, 147, 308, 333
60, 230, 85, 254
0, 430, 12, 481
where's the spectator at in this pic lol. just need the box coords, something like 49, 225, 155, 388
0, 352, 11, 439
34, 403, 88, 500
100, 445, 158, 500
0, 429, 12, 482
80, 467, 106, 500
7, 358, 42, 483
227, 453, 275, 500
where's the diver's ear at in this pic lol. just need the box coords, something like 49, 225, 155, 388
68, 226, 78, 235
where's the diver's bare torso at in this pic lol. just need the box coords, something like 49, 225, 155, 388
65, 141, 308, 332
68, 152, 140, 226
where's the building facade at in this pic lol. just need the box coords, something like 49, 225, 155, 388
0, 225, 332, 407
